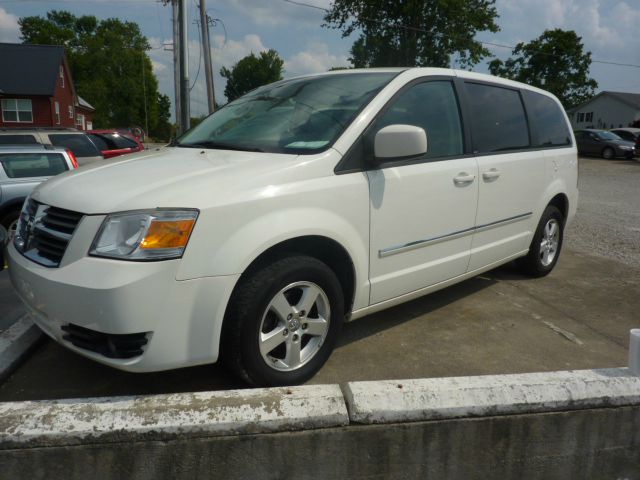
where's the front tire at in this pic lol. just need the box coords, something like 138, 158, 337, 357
0, 210, 19, 242
602, 147, 615, 160
517, 205, 564, 277
222, 255, 344, 387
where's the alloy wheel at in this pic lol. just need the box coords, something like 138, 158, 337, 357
258, 281, 330, 372
539, 218, 560, 267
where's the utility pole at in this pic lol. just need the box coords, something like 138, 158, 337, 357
199, 0, 215, 114
178, 0, 190, 133
171, 0, 181, 131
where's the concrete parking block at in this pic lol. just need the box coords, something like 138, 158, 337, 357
344, 368, 640, 424
0, 315, 42, 382
0, 384, 348, 449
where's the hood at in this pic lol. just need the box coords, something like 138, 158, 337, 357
32, 146, 301, 214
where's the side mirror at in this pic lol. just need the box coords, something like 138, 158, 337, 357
373, 124, 427, 162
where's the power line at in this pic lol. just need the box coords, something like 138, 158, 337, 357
281, 0, 640, 70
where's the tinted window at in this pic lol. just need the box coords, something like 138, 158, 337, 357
87, 134, 109, 151
89, 133, 138, 150
374, 81, 464, 159
48, 134, 101, 157
0, 153, 68, 178
0, 134, 39, 145
108, 134, 138, 149
466, 83, 529, 153
524, 91, 571, 147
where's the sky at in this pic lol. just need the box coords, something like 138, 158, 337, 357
1, 0, 639, 120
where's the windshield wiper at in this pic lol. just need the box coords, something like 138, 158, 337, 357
177, 141, 264, 152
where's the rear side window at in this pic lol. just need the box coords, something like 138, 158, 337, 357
465, 83, 529, 153
0, 134, 39, 145
48, 134, 101, 157
374, 81, 464, 159
524, 91, 571, 147
0, 152, 68, 178
108, 134, 138, 149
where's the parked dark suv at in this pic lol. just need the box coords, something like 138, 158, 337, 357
574, 129, 636, 159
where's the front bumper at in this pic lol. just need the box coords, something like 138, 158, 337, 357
7, 241, 239, 372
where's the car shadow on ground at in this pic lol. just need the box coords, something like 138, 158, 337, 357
337, 270, 502, 349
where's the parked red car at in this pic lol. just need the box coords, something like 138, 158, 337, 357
86, 130, 144, 159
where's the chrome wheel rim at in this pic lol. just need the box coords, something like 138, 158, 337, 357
540, 219, 560, 267
259, 281, 330, 372
603, 148, 613, 159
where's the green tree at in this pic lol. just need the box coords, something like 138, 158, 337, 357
324, 0, 499, 69
220, 49, 284, 102
19, 11, 171, 140
489, 29, 597, 109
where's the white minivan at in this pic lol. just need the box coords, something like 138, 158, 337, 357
8, 68, 578, 386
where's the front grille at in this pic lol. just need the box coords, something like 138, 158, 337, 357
16, 200, 83, 267
61, 324, 150, 359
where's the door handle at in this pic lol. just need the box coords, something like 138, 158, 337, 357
453, 172, 476, 186
482, 168, 501, 181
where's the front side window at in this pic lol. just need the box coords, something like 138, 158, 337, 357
177, 72, 397, 154
373, 80, 464, 159
1, 99, 33, 123
466, 83, 529, 153
523, 91, 571, 147
0, 152, 68, 178
48, 134, 101, 157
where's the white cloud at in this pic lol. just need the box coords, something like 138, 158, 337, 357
285, 42, 349, 76
149, 33, 271, 118
0, 7, 20, 43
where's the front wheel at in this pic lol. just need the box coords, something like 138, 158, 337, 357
602, 147, 615, 160
222, 255, 344, 387
517, 205, 564, 277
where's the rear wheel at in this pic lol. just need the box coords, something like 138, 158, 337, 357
517, 205, 564, 277
222, 255, 344, 387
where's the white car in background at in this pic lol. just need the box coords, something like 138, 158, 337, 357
7, 68, 578, 386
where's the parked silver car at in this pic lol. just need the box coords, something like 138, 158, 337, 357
0, 145, 78, 237
0, 128, 103, 166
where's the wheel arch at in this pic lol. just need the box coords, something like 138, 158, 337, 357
228, 235, 357, 317
0, 198, 25, 224
547, 192, 569, 224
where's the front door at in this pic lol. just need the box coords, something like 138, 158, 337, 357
368, 80, 478, 305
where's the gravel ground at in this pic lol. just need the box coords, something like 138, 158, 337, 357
566, 157, 640, 268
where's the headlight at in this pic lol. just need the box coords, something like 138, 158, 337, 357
620, 145, 633, 150
90, 209, 198, 261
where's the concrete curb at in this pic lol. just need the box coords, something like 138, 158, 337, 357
344, 368, 640, 424
0, 314, 42, 383
0, 384, 349, 449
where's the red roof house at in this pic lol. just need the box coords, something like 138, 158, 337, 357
0, 43, 95, 130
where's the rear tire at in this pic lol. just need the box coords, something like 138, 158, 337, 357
222, 255, 344, 387
517, 205, 564, 277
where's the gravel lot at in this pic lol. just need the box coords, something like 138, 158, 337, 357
566, 157, 640, 268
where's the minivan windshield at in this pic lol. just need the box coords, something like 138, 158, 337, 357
176, 72, 397, 154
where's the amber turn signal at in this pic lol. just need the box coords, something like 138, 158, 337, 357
140, 219, 196, 249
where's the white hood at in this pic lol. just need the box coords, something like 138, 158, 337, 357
32, 146, 301, 214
